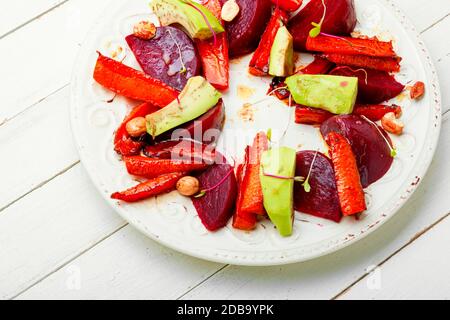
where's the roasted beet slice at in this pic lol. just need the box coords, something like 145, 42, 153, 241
294, 151, 342, 222
288, 0, 357, 51
329, 67, 405, 104
221, 0, 272, 57
126, 26, 201, 91
321, 115, 394, 187
192, 153, 238, 231
158, 100, 225, 144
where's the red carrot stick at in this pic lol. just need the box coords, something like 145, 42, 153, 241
326, 132, 366, 216
323, 53, 401, 73
295, 105, 334, 124
306, 34, 397, 57
111, 172, 186, 202
296, 56, 335, 75
124, 156, 209, 178
353, 104, 402, 121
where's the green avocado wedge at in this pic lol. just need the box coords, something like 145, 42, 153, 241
150, 0, 224, 40
260, 147, 296, 237
146, 76, 221, 138
285, 74, 358, 114
269, 26, 294, 77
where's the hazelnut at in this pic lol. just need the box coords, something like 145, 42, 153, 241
176, 176, 200, 197
126, 117, 147, 137
410, 81, 425, 100
133, 21, 157, 40
221, 0, 240, 22
381, 112, 404, 135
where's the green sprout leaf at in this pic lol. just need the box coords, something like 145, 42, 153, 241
309, 25, 321, 38
391, 148, 397, 158
302, 178, 311, 193
267, 128, 272, 142
194, 190, 206, 198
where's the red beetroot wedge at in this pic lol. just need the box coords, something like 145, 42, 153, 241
321, 115, 394, 188
221, 0, 273, 57
294, 151, 342, 222
124, 156, 209, 179
325, 132, 366, 216
126, 26, 201, 91
329, 67, 405, 104
193, 153, 238, 231
288, 0, 356, 51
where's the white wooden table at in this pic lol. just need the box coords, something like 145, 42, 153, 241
0, 0, 449, 300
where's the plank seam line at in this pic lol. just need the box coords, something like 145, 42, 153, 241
0, 84, 69, 129
0, 160, 80, 215
0, 0, 71, 40
176, 265, 230, 300
10, 223, 129, 300
420, 12, 450, 34
331, 211, 450, 300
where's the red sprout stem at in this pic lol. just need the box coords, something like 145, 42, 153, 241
201, 168, 234, 193
332, 65, 369, 85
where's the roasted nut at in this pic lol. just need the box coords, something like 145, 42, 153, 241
133, 21, 157, 40
381, 112, 404, 135
126, 117, 147, 137
176, 176, 200, 197
221, 0, 240, 22
410, 81, 425, 100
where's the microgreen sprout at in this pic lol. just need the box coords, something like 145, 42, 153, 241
302, 149, 319, 193
267, 128, 273, 142
194, 168, 235, 198
309, 0, 327, 38
167, 29, 187, 75
360, 115, 397, 158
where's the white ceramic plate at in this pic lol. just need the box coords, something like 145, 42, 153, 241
70, 0, 441, 266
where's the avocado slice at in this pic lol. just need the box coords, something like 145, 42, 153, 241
285, 74, 358, 114
260, 147, 296, 237
150, 0, 224, 40
146, 76, 221, 138
269, 26, 294, 77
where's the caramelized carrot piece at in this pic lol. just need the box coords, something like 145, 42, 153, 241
296, 56, 335, 75
324, 53, 401, 73
295, 105, 333, 124
195, 0, 229, 90
93, 53, 179, 107
111, 172, 186, 202
326, 132, 366, 216
124, 156, 209, 178
240, 132, 269, 215
306, 34, 397, 57
232, 161, 258, 231
249, 8, 289, 76
114, 102, 160, 156
353, 104, 402, 121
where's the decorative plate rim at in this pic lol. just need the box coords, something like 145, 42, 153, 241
70, 0, 442, 266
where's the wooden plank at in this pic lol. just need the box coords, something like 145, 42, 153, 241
0, 164, 125, 299
0, 87, 78, 210
0, 0, 67, 37
15, 225, 224, 300
339, 214, 450, 300
392, 0, 450, 32
0, 0, 110, 124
